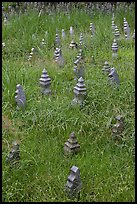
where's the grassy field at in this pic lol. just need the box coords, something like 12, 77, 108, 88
2, 3, 135, 202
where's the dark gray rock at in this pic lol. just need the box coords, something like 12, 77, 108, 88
65, 166, 82, 198
39, 69, 51, 94
15, 84, 26, 109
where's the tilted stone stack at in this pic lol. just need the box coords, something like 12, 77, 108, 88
72, 77, 87, 105
69, 40, 78, 49
64, 132, 80, 154
39, 69, 51, 94
54, 47, 64, 66
55, 33, 60, 47
15, 84, 26, 109
112, 20, 115, 34
102, 61, 111, 74
6, 141, 20, 165
90, 22, 95, 36
112, 39, 118, 58
62, 29, 65, 38
108, 67, 120, 86
65, 166, 82, 198
114, 25, 120, 39
112, 115, 124, 136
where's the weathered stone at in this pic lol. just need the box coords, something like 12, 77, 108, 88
62, 29, 65, 38
15, 84, 26, 109
6, 141, 20, 164
69, 40, 78, 49
64, 132, 80, 154
112, 21, 115, 34
108, 68, 120, 86
112, 115, 124, 135
72, 77, 86, 105
114, 25, 120, 38
102, 61, 111, 74
65, 166, 82, 198
55, 33, 60, 47
70, 26, 74, 35
39, 69, 51, 94
112, 39, 118, 58
90, 23, 95, 36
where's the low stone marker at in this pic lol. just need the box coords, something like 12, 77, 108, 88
65, 166, 82, 198
112, 39, 118, 58
108, 68, 120, 86
112, 115, 124, 136
64, 132, 80, 154
15, 84, 26, 109
39, 69, 51, 94
102, 61, 111, 74
69, 40, 78, 49
6, 141, 20, 165
72, 77, 87, 105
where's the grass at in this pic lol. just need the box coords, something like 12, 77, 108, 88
2, 4, 135, 202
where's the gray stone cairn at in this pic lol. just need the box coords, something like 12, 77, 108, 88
112, 39, 118, 58
41, 38, 46, 46
89, 23, 95, 36
70, 26, 74, 36
6, 141, 20, 164
79, 33, 83, 48
123, 18, 130, 39
62, 29, 65, 38
112, 21, 115, 34
28, 47, 35, 61
69, 40, 77, 49
72, 77, 87, 105
114, 25, 120, 38
54, 47, 64, 66
65, 166, 82, 198
55, 33, 60, 47
73, 51, 84, 80
133, 29, 135, 40
39, 69, 51, 94
102, 61, 111, 74
108, 67, 120, 86
64, 132, 80, 154
112, 115, 124, 136
15, 84, 26, 109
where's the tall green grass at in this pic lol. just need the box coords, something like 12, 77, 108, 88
2, 6, 135, 202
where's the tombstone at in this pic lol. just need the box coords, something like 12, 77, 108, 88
55, 33, 60, 47
112, 21, 115, 34
6, 141, 20, 164
2, 42, 5, 48
89, 23, 95, 36
65, 166, 82, 198
64, 132, 80, 154
72, 77, 87, 105
54, 48, 64, 66
70, 26, 74, 36
28, 47, 35, 61
114, 26, 120, 39
133, 29, 135, 40
41, 38, 46, 46
112, 13, 115, 21
62, 29, 65, 38
112, 115, 124, 136
124, 23, 130, 39
108, 68, 120, 86
102, 61, 111, 74
79, 33, 83, 48
112, 39, 118, 58
69, 40, 78, 49
15, 84, 26, 109
39, 69, 51, 94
